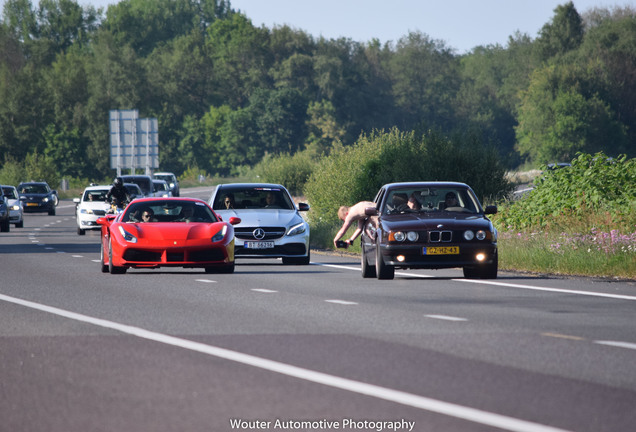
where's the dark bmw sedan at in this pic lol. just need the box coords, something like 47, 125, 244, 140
18, 182, 58, 216
360, 182, 498, 280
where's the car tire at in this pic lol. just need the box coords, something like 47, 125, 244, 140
282, 250, 310, 265
1, 220, 10, 232
100, 240, 109, 273
78, 227, 85, 235
48, 207, 56, 216
205, 263, 235, 273
361, 241, 376, 278
108, 238, 127, 274
15, 220, 23, 228
375, 240, 394, 280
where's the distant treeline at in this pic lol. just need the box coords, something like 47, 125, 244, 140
0, 0, 634, 183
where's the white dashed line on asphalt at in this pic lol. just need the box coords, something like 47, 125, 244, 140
425, 314, 468, 322
595, 341, 636, 351
325, 299, 358, 305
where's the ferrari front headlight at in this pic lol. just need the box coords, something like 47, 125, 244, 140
118, 225, 138, 243
212, 225, 228, 242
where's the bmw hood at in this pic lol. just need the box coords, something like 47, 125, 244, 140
381, 212, 493, 231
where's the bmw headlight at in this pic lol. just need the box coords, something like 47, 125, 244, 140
118, 225, 138, 243
287, 222, 306, 236
211, 225, 227, 242
464, 230, 475, 241
407, 231, 419, 242
392, 231, 405, 242
476, 230, 487, 240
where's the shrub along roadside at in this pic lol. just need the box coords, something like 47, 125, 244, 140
493, 152, 636, 280
304, 127, 511, 237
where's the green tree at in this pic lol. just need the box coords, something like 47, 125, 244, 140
516, 64, 627, 163
536, 1, 584, 60
24, 150, 60, 187
388, 31, 460, 132
206, 12, 271, 108
43, 123, 87, 178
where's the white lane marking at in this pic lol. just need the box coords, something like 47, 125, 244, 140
425, 314, 468, 322
91, 260, 101, 263
315, 263, 362, 272
0, 293, 571, 432
595, 341, 636, 350
251, 289, 278, 293
72, 255, 83, 258
317, 263, 636, 301
195, 279, 217, 284
45, 247, 54, 250
458, 279, 636, 301
325, 299, 358, 305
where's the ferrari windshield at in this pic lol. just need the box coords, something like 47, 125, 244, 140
212, 186, 294, 210
383, 187, 480, 214
122, 200, 218, 223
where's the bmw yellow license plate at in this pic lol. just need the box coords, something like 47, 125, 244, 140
423, 246, 459, 255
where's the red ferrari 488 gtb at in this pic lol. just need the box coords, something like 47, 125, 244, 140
97, 197, 240, 274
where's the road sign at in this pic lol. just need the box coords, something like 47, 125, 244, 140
109, 110, 159, 175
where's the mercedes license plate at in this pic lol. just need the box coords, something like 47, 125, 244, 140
423, 246, 459, 255
244, 241, 275, 249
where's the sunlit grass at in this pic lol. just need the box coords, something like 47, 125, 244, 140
498, 229, 636, 280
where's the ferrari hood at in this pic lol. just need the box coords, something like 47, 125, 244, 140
131, 222, 222, 240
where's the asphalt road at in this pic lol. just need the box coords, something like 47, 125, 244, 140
1, 187, 635, 432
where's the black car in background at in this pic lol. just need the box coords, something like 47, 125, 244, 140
120, 175, 154, 197
361, 181, 498, 280
18, 182, 58, 216
152, 172, 180, 197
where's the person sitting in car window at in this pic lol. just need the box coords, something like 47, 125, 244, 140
264, 192, 280, 208
176, 205, 195, 222
440, 192, 460, 210
407, 193, 421, 210
141, 208, 156, 222
223, 193, 235, 209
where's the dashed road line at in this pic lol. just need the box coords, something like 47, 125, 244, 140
595, 341, 636, 351
425, 314, 468, 322
325, 299, 358, 305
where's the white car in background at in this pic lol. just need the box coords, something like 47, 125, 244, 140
74, 185, 112, 235
1, 185, 24, 228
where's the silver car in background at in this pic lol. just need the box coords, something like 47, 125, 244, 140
1, 185, 24, 228
209, 183, 310, 265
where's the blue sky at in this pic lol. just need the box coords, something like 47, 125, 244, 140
81, 0, 635, 53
